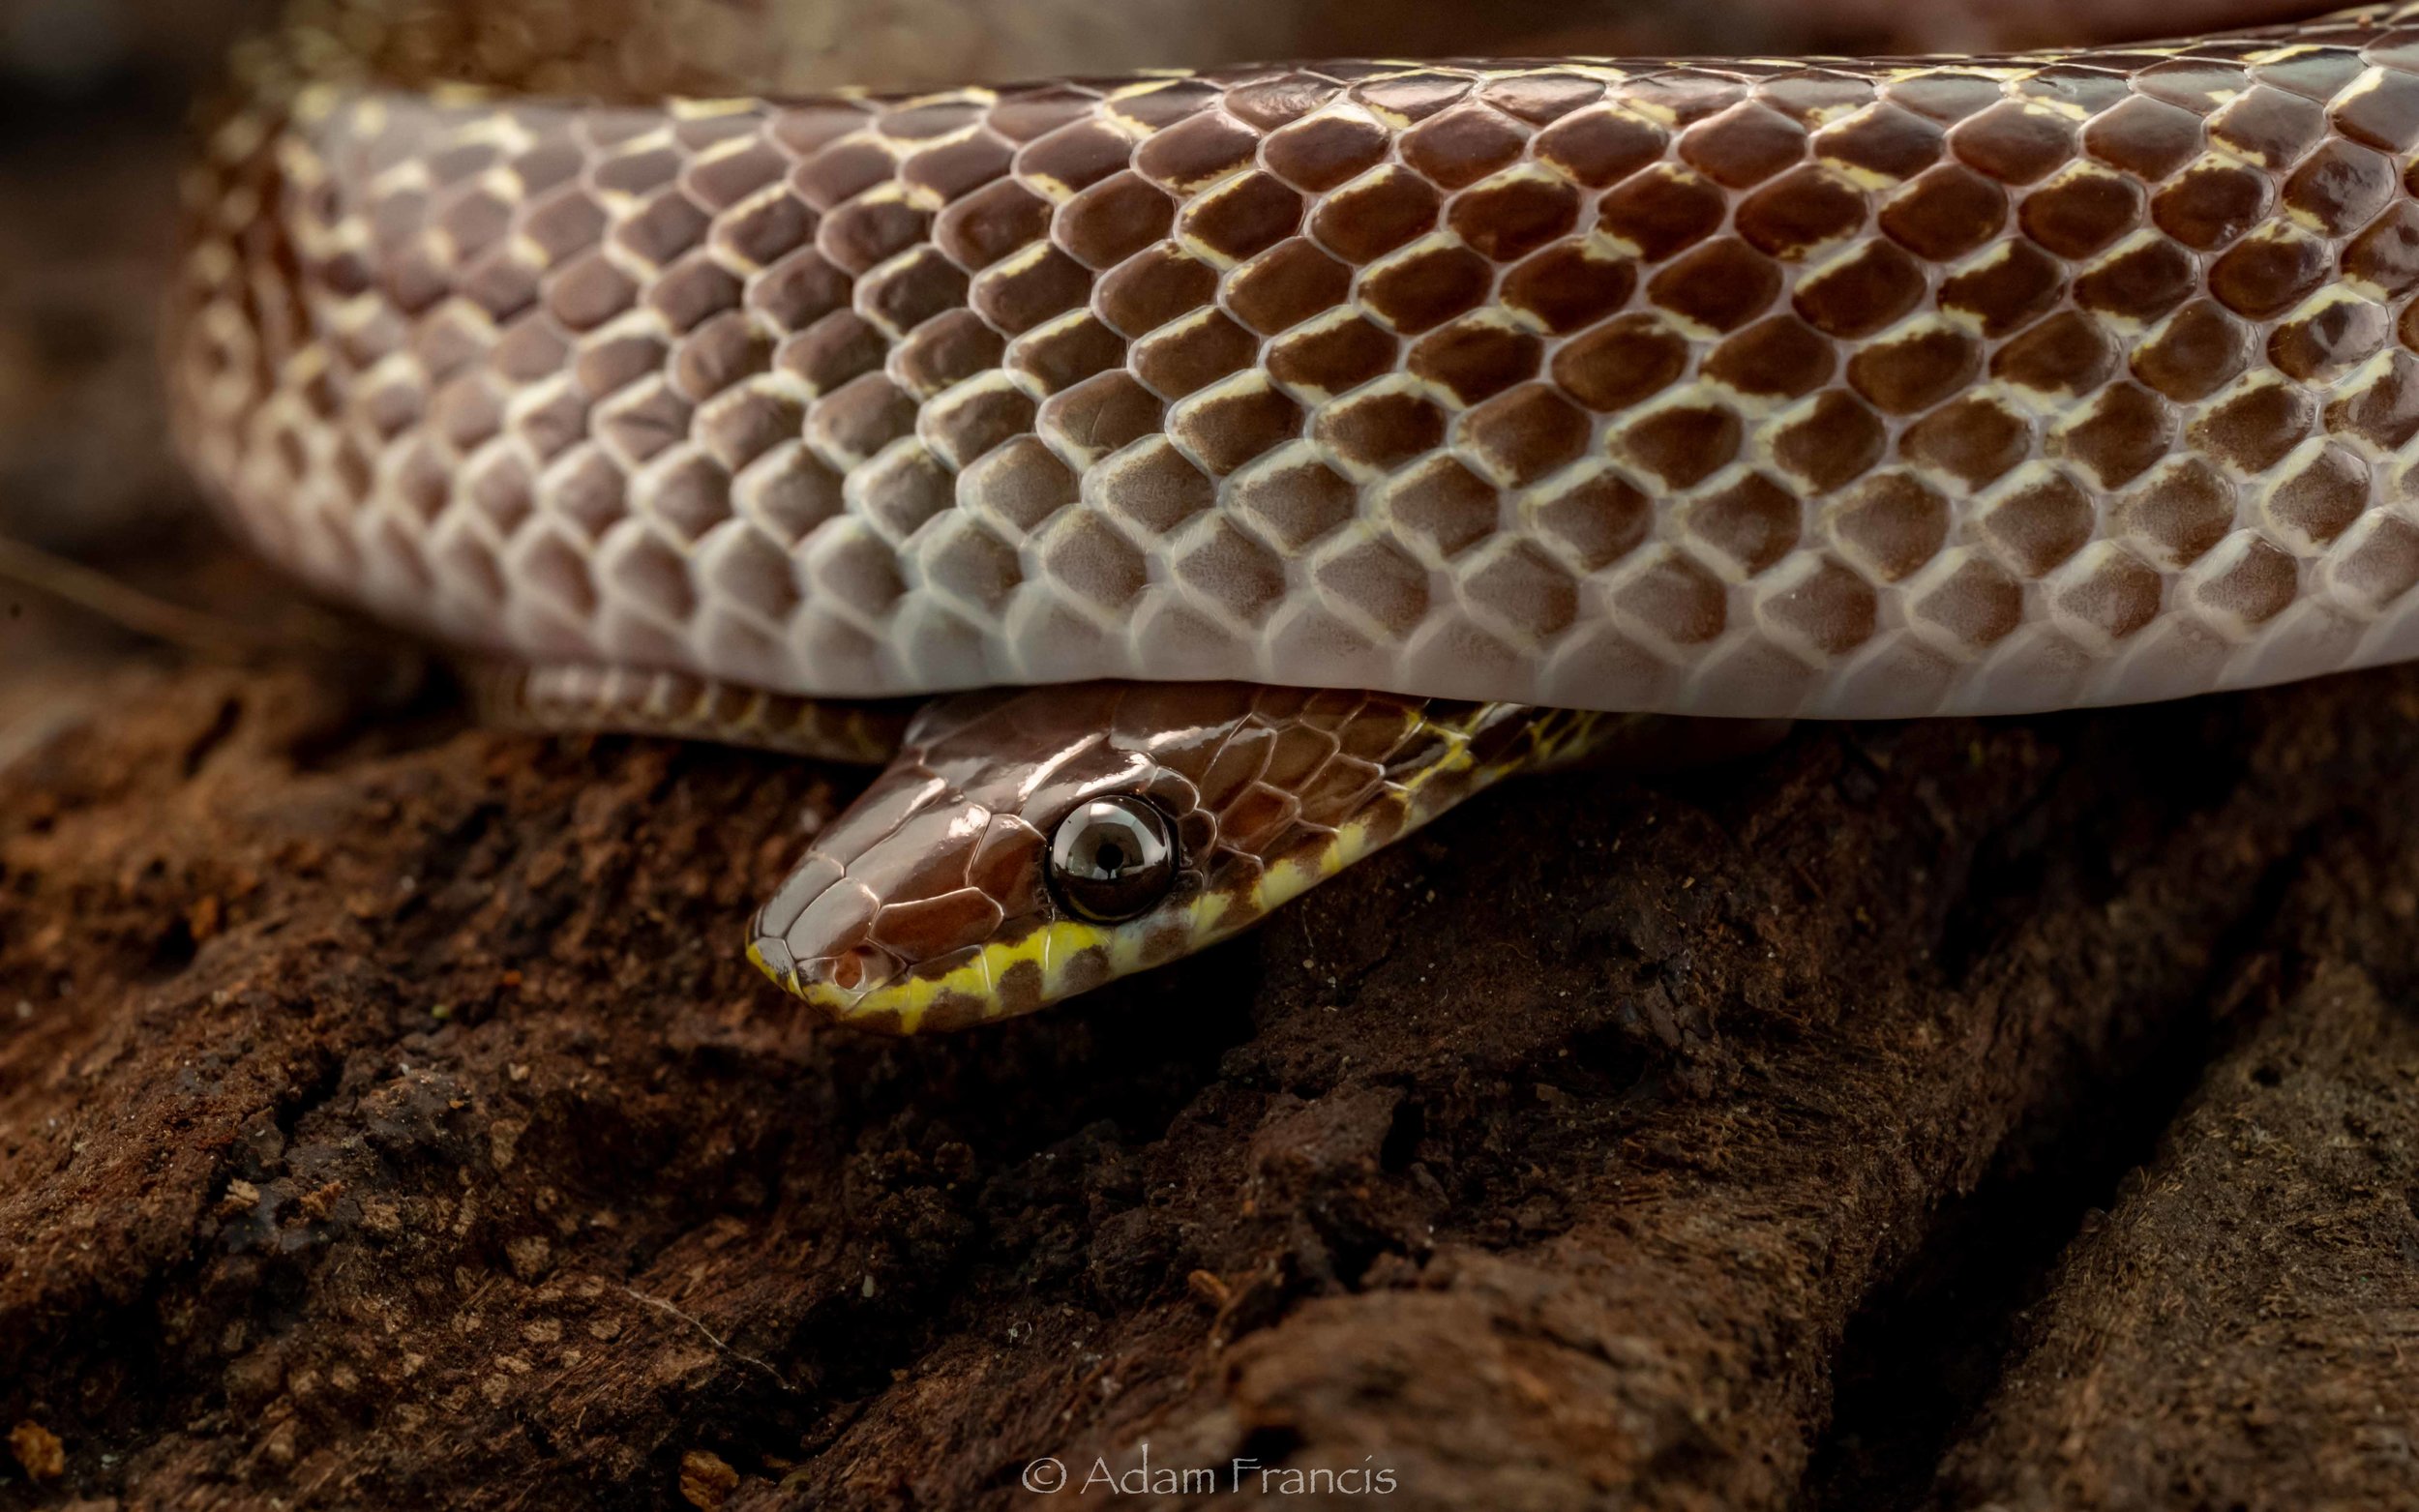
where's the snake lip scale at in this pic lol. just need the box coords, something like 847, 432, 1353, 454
173, 3, 2419, 1029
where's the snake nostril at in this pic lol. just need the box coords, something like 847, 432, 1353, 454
821, 946, 893, 994
831, 951, 867, 991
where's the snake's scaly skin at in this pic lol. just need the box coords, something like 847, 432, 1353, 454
748, 682, 1619, 1032
170, 4, 2419, 721
170, 4, 2419, 1026
465, 661, 915, 759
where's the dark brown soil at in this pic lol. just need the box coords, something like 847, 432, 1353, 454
7, 4, 2418, 1509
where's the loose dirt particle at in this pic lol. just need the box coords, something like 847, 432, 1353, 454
9, 1422, 63, 1481
679, 1449, 738, 1509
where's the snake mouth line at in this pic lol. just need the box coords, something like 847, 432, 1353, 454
748, 904, 1230, 1033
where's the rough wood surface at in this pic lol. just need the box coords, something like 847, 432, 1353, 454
6, 4, 2417, 1508
1934, 965, 2419, 1512
11, 589, 2419, 1510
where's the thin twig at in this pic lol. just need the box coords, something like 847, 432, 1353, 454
0, 533, 269, 663
618, 1285, 803, 1395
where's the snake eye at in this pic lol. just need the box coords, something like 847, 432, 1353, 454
1047, 794, 1179, 922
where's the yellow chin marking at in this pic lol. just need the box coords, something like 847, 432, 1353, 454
1246, 809, 1382, 918
766, 886, 1254, 1034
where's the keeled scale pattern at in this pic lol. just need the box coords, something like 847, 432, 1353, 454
169, 4, 2419, 718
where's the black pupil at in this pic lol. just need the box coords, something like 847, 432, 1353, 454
1049, 795, 1178, 922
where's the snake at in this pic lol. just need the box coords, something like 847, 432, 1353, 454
166, 0, 2419, 1032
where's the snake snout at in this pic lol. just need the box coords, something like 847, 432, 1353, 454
749, 929, 904, 1006
748, 849, 907, 1008
798, 943, 905, 1000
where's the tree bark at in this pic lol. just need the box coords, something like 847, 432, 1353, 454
10, 631, 2419, 1509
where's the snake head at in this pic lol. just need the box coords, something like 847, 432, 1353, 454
747, 682, 1549, 1033
747, 684, 1225, 1032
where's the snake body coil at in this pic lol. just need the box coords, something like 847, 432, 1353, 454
168, 4, 2419, 1026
